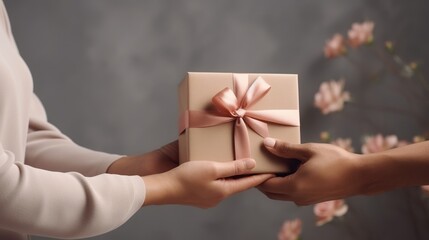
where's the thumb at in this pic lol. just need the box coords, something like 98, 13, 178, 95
214, 158, 256, 178
263, 138, 311, 161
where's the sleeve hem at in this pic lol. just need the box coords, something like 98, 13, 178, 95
124, 176, 146, 218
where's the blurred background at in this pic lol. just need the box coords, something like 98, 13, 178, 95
5, 0, 429, 239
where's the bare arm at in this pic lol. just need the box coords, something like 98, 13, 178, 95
360, 141, 429, 194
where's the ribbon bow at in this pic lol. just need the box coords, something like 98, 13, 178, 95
179, 73, 300, 160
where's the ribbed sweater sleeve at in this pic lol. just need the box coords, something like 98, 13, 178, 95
25, 94, 122, 177
0, 146, 145, 239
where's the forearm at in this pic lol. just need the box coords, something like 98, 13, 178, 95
359, 141, 429, 194
26, 137, 122, 176
107, 150, 176, 176
27, 108, 122, 176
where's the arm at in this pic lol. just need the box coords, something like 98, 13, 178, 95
26, 94, 178, 177
360, 141, 429, 193
0, 144, 145, 239
1, 144, 271, 238
12, 94, 268, 238
25, 94, 122, 176
258, 138, 429, 205
106, 141, 178, 176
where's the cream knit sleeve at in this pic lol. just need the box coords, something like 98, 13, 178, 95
0, 146, 145, 238
25, 93, 123, 176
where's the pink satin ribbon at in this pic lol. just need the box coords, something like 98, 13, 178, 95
179, 73, 300, 159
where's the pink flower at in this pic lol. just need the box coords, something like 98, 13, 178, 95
348, 21, 375, 48
278, 219, 302, 240
324, 34, 347, 58
331, 138, 354, 153
361, 134, 399, 154
314, 200, 348, 226
314, 80, 351, 114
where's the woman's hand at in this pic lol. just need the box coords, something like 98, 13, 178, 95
258, 138, 363, 205
142, 158, 274, 208
107, 141, 179, 176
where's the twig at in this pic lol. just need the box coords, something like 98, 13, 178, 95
370, 45, 429, 103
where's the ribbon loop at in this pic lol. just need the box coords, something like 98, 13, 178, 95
241, 76, 271, 109
212, 87, 239, 116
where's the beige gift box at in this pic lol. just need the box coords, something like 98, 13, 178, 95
178, 72, 300, 173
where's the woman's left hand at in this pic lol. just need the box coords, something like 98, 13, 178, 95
107, 141, 179, 176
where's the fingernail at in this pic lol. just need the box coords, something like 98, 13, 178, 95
242, 158, 256, 169
264, 137, 276, 148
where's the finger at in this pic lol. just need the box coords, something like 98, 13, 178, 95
214, 158, 256, 178
223, 174, 275, 195
257, 176, 295, 194
263, 138, 311, 161
159, 140, 179, 162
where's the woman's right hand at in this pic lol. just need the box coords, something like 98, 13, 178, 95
142, 158, 274, 208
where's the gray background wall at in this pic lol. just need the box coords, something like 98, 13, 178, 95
4, 0, 429, 239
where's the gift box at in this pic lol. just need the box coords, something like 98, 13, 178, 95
178, 72, 300, 173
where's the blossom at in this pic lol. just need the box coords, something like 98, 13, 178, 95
361, 134, 400, 154
324, 34, 347, 58
331, 138, 354, 153
314, 80, 351, 114
278, 219, 302, 240
348, 21, 375, 48
314, 200, 348, 226
396, 140, 409, 148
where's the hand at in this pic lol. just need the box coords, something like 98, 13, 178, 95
107, 141, 179, 176
258, 138, 363, 205
143, 158, 274, 208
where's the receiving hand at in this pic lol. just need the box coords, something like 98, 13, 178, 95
143, 158, 274, 208
107, 141, 179, 176
258, 138, 363, 205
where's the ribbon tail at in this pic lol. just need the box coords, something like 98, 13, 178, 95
234, 118, 251, 159
245, 109, 300, 126
244, 116, 269, 138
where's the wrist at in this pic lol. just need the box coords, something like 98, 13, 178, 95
339, 153, 371, 197
106, 156, 130, 174
107, 155, 146, 175
356, 152, 401, 195
142, 172, 179, 206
